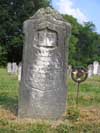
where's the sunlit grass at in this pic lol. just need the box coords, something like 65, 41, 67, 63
0, 68, 100, 132
67, 76, 100, 107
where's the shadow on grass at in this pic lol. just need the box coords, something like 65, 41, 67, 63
0, 92, 18, 116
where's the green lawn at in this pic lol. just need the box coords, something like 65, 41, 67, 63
0, 68, 100, 133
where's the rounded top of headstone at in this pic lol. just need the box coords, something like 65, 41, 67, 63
24, 7, 71, 37
29, 7, 71, 33
93, 61, 99, 65
30, 7, 64, 20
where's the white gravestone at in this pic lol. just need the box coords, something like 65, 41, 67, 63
7, 62, 12, 73
88, 64, 93, 78
67, 65, 72, 78
93, 61, 99, 75
18, 63, 22, 81
98, 64, 100, 76
12, 62, 18, 74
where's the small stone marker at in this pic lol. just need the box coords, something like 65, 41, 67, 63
67, 65, 72, 78
7, 62, 12, 74
93, 61, 99, 75
98, 64, 100, 76
12, 62, 18, 74
88, 64, 93, 78
18, 7, 71, 120
18, 63, 22, 81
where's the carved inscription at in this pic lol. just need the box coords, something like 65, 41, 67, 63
25, 29, 62, 91
38, 29, 57, 48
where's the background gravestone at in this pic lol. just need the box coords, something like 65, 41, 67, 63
98, 64, 100, 76
7, 62, 12, 74
18, 7, 71, 120
12, 62, 18, 74
67, 65, 72, 78
88, 64, 93, 78
18, 63, 22, 81
93, 61, 99, 75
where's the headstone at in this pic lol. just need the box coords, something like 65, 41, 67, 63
67, 65, 72, 78
88, 64, 93, 78
7, 62, 12, 73
93, 61, 99, 75
98, 64, 100, 76
12, 62, 18, 74
18, 63, 22, 81
18, 7, 71, 120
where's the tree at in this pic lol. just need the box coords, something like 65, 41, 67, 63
0, 44, 7, 66
64, 15, 81, 66
77, 22, 100, 66
64, 15, 100, 67
0, 0, 51, 66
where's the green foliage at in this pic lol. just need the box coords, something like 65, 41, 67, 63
0, 45, 7, 66
0, 0, 100, 67
77, 22, 100, 66
0, 0, 51, 66
64, 15, 100, 67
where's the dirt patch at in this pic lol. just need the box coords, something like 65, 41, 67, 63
0, 106, 100, 125
0, 107, 16, 120
80, 107, 100, 123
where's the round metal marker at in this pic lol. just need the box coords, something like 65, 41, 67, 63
71, 67, 88, 106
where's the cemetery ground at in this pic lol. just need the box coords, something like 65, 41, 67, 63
0, 68, 100, 133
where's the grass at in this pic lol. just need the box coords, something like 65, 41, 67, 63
0, 68, 100, 132
68, 76, 100, 106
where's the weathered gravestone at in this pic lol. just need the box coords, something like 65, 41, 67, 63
18, 7, 71, 120
93, 61, 99, 75
7, 62, 12, 74
88, 64, 93, 78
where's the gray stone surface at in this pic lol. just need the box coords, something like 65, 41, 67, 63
98, 64, 100, 76
93, 61, 99, 75
18, 62, 22, 81
12, 62, 18, 74
67, 65, 72, 78
18, 7, 71, 120
88, 64, 93, 78
7, 62, 12, 73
